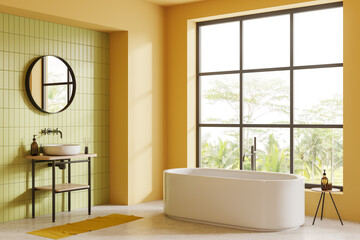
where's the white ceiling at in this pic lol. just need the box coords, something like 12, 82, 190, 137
144, 0, 206, 6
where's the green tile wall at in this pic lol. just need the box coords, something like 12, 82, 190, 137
0, 12, 110, 222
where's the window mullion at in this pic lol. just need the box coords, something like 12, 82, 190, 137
196, 23, 200, 168
239, 19, 243, 170
290, 13, 294, 174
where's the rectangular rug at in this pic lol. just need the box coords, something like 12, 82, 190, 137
27, 214, 143, 239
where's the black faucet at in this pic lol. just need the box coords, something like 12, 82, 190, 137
242, 137, 256, 171
41, 128, 63, 139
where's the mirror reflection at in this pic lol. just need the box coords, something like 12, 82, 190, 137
25, 56, 76, 113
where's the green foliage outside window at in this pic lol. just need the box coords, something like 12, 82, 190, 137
200, 75, 343, 185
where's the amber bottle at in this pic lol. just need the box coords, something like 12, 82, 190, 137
321, 170, 328, 190
31, 135, 38, 156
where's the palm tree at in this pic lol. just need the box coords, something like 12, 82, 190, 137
201, 138, 239, 169
294, 129, 325, 183
257, 133, 289, 173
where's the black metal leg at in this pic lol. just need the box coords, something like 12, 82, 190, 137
32, 159, 35, 218
321, 192, 325, 220
88, 157, 91, 215
312, 192, 323, 225
68, 159, 71, 212
329, 193, 343, 225
52, 161, 56, 222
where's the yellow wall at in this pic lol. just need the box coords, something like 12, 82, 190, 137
0, 12, 110, 222
110, 32, 129, 204
165, 0, 360, 222
0, 0, 165, 210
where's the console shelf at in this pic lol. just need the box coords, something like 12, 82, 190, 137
27, 153, 97, 222
35, 183, 90, 193
26, 154, 97, 161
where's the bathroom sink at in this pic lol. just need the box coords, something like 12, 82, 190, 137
43, 144, 81, 156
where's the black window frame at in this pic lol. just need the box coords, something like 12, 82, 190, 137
196, 2, 343, 191
41, 57, 73, 110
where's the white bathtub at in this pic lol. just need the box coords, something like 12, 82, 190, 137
164, 168, 304, 231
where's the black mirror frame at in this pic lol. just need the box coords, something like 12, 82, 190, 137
25, 56, 77, 114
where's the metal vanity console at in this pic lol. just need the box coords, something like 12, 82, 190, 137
26, 154, 97, 222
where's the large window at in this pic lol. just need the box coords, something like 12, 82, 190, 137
197, 3, 343, 189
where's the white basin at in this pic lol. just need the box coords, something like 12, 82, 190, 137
43, 144, 81, 156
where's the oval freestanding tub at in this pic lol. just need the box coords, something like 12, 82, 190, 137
164, 168, 304, 231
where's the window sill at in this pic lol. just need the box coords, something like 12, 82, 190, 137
305, 188, 344, 195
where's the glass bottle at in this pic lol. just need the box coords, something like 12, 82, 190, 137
321, 170, 328, 190
31, 135, 38, 156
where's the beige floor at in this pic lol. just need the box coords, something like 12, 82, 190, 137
0, 200, 359, 240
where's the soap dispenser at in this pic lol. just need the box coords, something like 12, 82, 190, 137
31, 135, 38, 156
321, 170, 328, 190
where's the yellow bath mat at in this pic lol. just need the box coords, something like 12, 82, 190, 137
27, 214, 143, 239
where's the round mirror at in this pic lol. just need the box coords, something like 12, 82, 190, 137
25, 56, 76, 113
